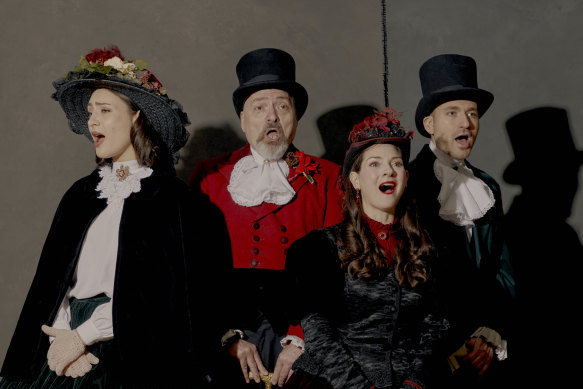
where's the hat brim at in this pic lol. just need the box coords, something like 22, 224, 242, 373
233, 80, 308, 119
415, 88, 494, 137
342, 134, 413, 179
504, 151, 583, 184
54, 77, 190, 154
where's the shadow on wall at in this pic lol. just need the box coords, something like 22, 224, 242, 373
176, 104, 379, 182
176, 123, 246, 183
502, 106, 583, 387
316, 104, 379, 166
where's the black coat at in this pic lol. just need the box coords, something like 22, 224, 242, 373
0, 167, 231, 387
286, 224, 448, 389
408, 145, 515, 354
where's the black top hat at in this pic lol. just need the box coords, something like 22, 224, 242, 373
232, 48, 308, 119
52, 46, 190, 154
415, 54, 494, 137
343, 107, 413, 178
503, 106, 583, 184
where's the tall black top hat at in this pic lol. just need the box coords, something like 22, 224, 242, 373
415, 54, 494, 137
232, 48, 308, 119
503, 106, 583, 184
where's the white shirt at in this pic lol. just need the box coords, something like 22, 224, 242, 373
52, 160, 152, 345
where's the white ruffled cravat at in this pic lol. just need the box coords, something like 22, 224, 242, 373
227, 147, 295, 207
431, 141, 494, 227
96, 160, 153, 204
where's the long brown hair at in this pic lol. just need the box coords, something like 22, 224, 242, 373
96, 90, 170, 169
339, 146, 434, 289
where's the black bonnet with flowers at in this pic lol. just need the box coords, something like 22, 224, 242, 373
342, 107, 413, 178
52, 45, 190, 154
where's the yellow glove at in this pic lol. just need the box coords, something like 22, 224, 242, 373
41, 325, 86, 376
64, 352, 99, 378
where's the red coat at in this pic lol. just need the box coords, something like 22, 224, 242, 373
190, 144, 344, 270
189, 144, 344, 339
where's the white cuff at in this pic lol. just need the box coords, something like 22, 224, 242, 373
280, 335, 305, 350
75, 319, 101, 346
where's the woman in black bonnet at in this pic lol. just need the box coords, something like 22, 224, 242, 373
285, 108, 448, 389
0, 46, 227, 388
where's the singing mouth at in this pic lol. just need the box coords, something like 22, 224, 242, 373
455, 134, 471, 148
264, 127, 281, 142
379, 181, 396, 194
91, 131, 105, 147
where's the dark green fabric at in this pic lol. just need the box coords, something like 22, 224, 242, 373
0, 295, 134, 389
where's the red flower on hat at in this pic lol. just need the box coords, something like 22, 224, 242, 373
85, 45, 124, 64
348, 107, 404, 143
286, 151, 319, 184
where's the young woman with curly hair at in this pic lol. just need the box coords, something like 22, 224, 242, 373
284, 108, 449, 389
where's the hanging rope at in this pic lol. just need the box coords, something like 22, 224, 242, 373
381, 0, 389, 107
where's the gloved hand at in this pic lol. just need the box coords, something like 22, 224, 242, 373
64, 352, 99, 378
41, 325, 86, 376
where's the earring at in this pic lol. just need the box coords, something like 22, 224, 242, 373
355, 189, 361, 204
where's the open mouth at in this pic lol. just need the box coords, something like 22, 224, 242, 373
379, 181, 396, 194
455, 134, 471, 148
91, 131, 105, 147
265, 128, 281, 142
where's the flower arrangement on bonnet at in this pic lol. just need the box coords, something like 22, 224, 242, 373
349, 107, 407, 142
65, 45, 167, 95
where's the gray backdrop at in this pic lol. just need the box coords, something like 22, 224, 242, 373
1, 0, 582, 367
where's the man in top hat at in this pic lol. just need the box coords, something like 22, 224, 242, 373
503, 106, 583, 387
189, 48, 343, 388
407, 54, 515, 388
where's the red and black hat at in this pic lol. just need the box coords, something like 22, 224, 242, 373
343, 107, 413, 178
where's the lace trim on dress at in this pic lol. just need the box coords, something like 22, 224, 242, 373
96, 160, 153, 204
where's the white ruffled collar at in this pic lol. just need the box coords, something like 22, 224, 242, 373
227, 147, 295, 207
430, 141, 495, 227
96, 160, 153, 204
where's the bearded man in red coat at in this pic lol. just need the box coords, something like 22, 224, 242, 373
189, 48, 343, 388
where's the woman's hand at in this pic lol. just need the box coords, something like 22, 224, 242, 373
64, 352, 99, 378
41, 325, 86, 376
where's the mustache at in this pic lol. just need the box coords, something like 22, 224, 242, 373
256, 123, 284, 142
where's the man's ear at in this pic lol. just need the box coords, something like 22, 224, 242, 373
423, 115, 434, 136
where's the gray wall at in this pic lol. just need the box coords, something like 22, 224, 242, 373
1, 0, 582, 367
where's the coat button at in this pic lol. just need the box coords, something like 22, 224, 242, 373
253, 235, 260, 242
251, 248, 259, 255
280, 225, 287, 232
253, 222, 260, 230
250, 259, 258, 267
280, 236, 288, 244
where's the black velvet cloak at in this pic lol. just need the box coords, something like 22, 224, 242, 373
1, 167, 231, 387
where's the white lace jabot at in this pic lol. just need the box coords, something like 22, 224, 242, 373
227, 147, 295, 207
96, 160, 153, 204
430, 142, 494, 227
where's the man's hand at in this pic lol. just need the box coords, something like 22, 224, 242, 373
271, 344, 303, 387
228, 339, 268, 383
463, 337, 494, 376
